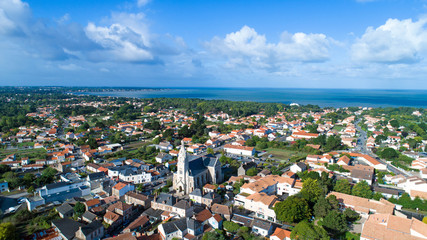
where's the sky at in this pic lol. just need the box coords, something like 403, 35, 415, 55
1, 0, 427, 89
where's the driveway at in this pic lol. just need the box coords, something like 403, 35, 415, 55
350, 216, 367, 234
0, 191, 28, 213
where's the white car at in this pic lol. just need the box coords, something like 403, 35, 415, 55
8, 207, 17, 213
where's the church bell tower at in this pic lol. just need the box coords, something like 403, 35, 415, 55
175, 141, 189, 194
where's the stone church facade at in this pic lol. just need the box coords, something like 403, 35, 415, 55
173, 143, 222, 195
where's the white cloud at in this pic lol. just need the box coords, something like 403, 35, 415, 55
205, 25, 334, 70
352, 18, 427, 63
137, 0, 150, 7
58, 63, 83, 71
0, 0, 30, 34
85, 21, 153, 62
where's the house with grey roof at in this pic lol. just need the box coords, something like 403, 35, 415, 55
158, 218, 203, 240
56, 202, 74, 218
82, 211, 98, 223
151, 193, 176, 212
252, 218, 273, 237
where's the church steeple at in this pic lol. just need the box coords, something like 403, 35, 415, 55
175, 141, 189, 194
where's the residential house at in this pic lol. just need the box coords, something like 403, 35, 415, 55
328, 192, 395, 217
252, 218, 273, 237
156, 153, 172, 163
211, 203, 231, 221
125, 192, 151, 208
270, 227, 291, 240
112, 182, 135, 197
74, 221, 104, 240
290, 162, 307, 173
360, 213, 427, 240
224, 144, 255, 156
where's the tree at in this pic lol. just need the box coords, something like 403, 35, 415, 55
274, 196, 310, 223
246, 167, 258, 176
23, 173, 35, 188
291, 221, 330, 240
324, 135, 343, 152
223, 221, 240, 233
27, 186, 35, 193
378, 148, 399, 160
343, 208, 359, 222
73, 202, 85, 217
323, 210, 348, 236
334, 179, 352, 195
314, 197, 332, 218
300, 178, 324, 203
372, 192, 384, 201
0, 222, 18, 240
389, 119, 399, 128
375, 135, 387, 145
207, 148, 214, 155
202, 231, 226, 240
352, 181, 373, 199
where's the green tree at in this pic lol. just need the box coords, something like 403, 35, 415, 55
73, 202, 85, 217
300, 178, 324, 203
343, 208, 359, 222
274, 196, 310, 223
389, 119, 399, 128
334, 179, 352, 195
223, 221, 240, 233
207, 148, 214, 155
352, 181, 373, 199
202, 231, 226, 240
291, 221, 330, 240
378, 148, 399, 160
323, 210, 348, 236
0, 222, 18, 240
372, 192, 384, 201
23, 173, 35, 188
314, 197, 331, 219
27, 186, 35, 193
246, 167, 258, 176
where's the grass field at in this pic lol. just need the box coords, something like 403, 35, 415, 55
333, 125, 344, 131
123, 140, 151, 150
265, 148, 307, 161
0, 148, 47, 160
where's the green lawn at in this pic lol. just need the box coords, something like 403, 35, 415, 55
265, 148, 307, 161
0, 148, 47, 160
333, 125, 344, 131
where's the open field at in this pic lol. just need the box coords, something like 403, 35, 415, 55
265, 148, 307, 161
123, 140, 150, 150
0, 148, 47, 160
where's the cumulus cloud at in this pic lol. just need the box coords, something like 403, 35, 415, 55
137, 0, 150, 7
205, 25, 334, 70
0, 0, 185, 65
352, 18, 427, 63
85, 14, 154, 62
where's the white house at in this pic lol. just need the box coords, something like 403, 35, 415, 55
224, 144, 254, 156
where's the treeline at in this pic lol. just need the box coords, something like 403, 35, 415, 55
146, 98, 322, 117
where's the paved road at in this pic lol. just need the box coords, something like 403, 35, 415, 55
0, 191, 28, 213
355, 118, 411, 177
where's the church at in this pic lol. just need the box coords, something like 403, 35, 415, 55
173, 143, 223, 195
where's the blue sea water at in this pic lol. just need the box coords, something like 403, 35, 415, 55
75, 88, 427, 108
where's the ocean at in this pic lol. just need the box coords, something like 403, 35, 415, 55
75, 88, 427, 108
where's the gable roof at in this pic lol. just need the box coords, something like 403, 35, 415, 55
271, 227, 291, 240
52, 218, 83, 239
56, 202, 73, 215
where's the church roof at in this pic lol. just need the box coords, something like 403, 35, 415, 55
187, 155, 218, 177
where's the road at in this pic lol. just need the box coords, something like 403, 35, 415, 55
355, 118, 411, 177
0, 191, 28, 213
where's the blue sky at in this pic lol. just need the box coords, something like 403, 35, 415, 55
1, 0, 427, 89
